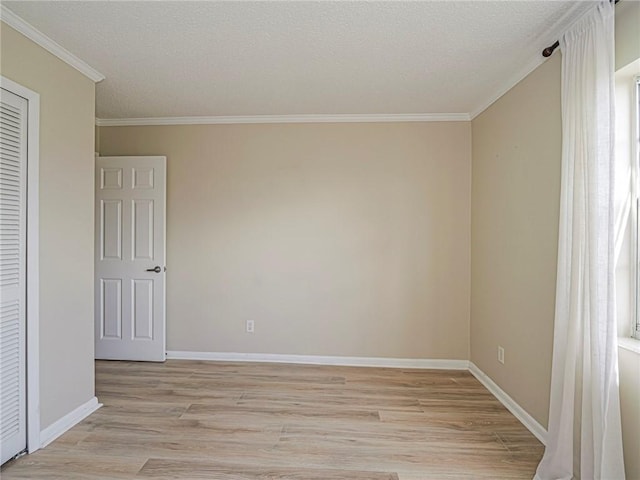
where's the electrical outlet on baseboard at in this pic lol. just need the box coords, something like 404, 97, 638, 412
497, 346, 505, 364
246, 320, 255, 333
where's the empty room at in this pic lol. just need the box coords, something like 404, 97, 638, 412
0, 1, 639, 479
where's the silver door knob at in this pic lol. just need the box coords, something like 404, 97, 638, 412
146, 266, 162, 273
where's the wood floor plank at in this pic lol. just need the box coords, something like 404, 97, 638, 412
181, 402, 382, 421
1, 360, 544, 479
0, 451, 146, 479
138, 458, 400, 480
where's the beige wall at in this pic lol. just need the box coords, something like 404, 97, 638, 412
471, 3, 640, 476
470, 54, 562, 427
1, 24, 96, 428
99, 122, 471, 359
615, 0, 640, 71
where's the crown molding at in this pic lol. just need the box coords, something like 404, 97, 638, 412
95, 112, 471, 127
469, 1, 595, 120
0, 6, 105, 83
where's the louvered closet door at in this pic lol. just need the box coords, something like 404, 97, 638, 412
0, 88, 27, 465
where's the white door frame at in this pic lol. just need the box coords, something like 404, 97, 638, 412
0, 76, 41, 453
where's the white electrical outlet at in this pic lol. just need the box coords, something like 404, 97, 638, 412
246, 320, 255, 333
498, 346, 505, 364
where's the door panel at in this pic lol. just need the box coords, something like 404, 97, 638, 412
95, 156, 166, 362
101, 200, 122, 259
100, 278, 122, 339
132, 279, 153, 339
132, 199, 154, 259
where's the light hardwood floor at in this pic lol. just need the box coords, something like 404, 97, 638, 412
1, 360, 544, 479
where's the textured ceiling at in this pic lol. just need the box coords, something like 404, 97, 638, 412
4, 1, 596, 119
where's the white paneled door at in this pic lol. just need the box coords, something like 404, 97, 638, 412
0, 88, 27, 464
95, 156, 166, 361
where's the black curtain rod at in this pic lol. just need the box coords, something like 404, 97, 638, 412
542, 0, 619, 57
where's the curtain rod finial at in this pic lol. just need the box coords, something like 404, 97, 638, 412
542, 40, 560, 58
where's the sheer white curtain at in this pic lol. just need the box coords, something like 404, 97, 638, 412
534, 2, 626, 480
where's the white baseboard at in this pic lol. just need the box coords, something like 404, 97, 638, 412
166, 351, 470, 370
468, 362, 547, 445
39, 396, 102, 448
